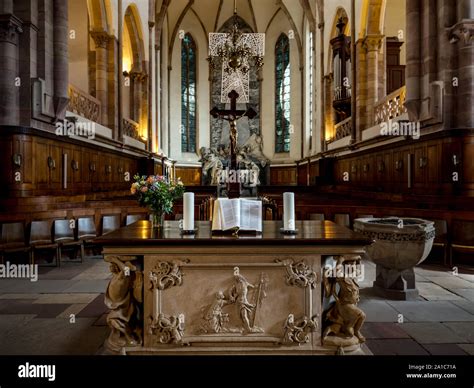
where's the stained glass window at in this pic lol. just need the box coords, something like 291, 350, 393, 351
275, 34, 291, 153
181, 34, 197, 153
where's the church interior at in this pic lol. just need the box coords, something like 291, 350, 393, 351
0, 0, 474, 359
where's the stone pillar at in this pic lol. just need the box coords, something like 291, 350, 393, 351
362, 34, 383, 126
452, 23, 474, 128
91, 31, 110, 127
449, 3, 474, 128
405, 0, 422, 121
457, 0, 474, 19
130, 71, 142, 123
53, 0, 69, 120
0, 11, 22, 125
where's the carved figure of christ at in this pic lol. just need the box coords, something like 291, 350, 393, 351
210, 90, 257, 198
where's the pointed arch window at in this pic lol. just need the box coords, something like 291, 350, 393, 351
181, 33, 197, 153
275, 33, 291, 153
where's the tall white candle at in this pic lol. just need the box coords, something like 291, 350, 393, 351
283, 192, 295, 230
183, 192, 195, 230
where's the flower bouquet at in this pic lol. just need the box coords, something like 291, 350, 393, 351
130, 174, 185, 229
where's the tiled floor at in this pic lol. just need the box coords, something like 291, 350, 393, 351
0, 257, 473, 355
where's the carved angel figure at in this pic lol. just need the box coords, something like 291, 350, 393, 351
322, 257, 366, 344
104, 257, 143, 350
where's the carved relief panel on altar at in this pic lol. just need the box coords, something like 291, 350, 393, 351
143, 254, 321, 350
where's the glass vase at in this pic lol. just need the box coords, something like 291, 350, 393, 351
150, 209, 165, 230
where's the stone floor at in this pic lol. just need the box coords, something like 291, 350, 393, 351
0, 256, 473, 355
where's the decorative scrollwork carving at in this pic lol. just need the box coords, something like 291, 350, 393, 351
68, 84, 101, 122
277, 259, 318, 288
149, 259, 189, 290
149, 313, 185, 345
122, 117, 141, 140
283, 314, 319, 345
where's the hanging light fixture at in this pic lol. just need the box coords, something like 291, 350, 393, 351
208, 0, 265, 103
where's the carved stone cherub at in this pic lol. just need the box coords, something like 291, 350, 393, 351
104, 257, 143, 351
322, 256, 366, 346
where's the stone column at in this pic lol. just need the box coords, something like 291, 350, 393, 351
449, 2, 474, 128
362, 34, 383, 127
53, 0, 69, 120
405, 0, 421, 121
91, 31, 110, 127
130, 71, 142, 123
0, 11, 22, 125
457, 0, 474, 19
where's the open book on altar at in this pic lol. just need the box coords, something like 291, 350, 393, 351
212, 198, 263, 233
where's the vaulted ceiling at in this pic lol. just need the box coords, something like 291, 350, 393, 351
156, 0, 317, 48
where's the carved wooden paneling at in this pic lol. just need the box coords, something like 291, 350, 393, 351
34, 139, 49, 187
297, 163, 308, 186
270, 166, 297, 186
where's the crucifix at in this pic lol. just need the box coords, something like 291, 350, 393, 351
210, 89, 257, 198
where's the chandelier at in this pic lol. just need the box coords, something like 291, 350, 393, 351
208, 0, 265, 103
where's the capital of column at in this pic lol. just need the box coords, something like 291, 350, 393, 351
0, 14, 23, 44
130, 71, 148, 82
90, 30, 111, 49
362, 34, 384, 52
447, 19, 474, 46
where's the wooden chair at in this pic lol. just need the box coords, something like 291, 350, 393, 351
334, 213, 351, 228
101, 215, 121, 235
126, 214, 144, 226
450, 220, 474, 266
78, 217, 98, 259
309, 213, 325, 221
54, 219, 82, 263
0, 222, 30, 264
30, 220, 59, 267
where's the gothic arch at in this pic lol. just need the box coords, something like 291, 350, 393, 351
87, 0, 113, 33
124, 4, 146, 71
360, 0, 386, 36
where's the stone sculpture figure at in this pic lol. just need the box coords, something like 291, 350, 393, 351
230, 267, 264, 333
200, 290, 232, 334
105, 257, 143, 351
199, 147, 223, 185
322, 257, 366, 346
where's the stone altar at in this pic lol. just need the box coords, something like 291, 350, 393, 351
95, 221, 372, 355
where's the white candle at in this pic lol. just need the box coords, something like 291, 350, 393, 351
183, 192, 195, 230
283, 192, 295, 230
